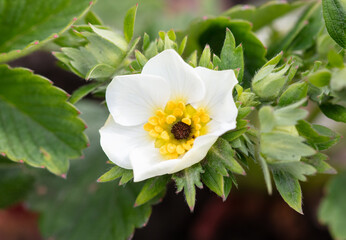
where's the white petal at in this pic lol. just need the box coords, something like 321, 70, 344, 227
99, 115, 150, 169
106, 74, 170, 126
130, 146, 181, 182
194, 67, 238, 123
142, 49, 205, 103
170, 134, 218, 173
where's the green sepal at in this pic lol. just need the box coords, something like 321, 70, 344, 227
308, 69, 332, 87
302, 153, 336, 174
206, 138, 246, 176
84, 11, 103, 25
296, 120, 341, 150
278, 82, 308, 107
135, 175, 171, 207
261, 132, 316, 162
97, 165, 133, 185
219, 28, 244, 81
69, 82, 103, 104
173, 163, 203, 212
272, 169, 303, 214
199, 45, 211, 68
135, 50, 148, 67
178, 36, 188, 55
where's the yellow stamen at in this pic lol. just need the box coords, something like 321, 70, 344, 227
160, 131, 170, 140
182, 118, 191, 125
167, 143, 176, 153
200, 114, 210, 123
155, 126, 163, 133
148, 116, 159, 125
173, 108, 184, 117
144, 100, 210, 159
166, 115, 176, 124
159, 145, 167, 154
149, 129, 159, 138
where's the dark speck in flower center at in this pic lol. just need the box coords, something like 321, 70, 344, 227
171, 121, 191, 140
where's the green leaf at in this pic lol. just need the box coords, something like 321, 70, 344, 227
261, 132, 316, 162
270, 161, 316, 182
97, 165, 133, 185
28, 101, 151, 240
274, 99, 308, 126
173, 164, 203, 211
289, 4, 323, 51
135, 175, 170, 207
199, 45, 211, 68
0, 0, 93, 63
0, 168, 34, 208
123, 4, 138, 43
268, 2, 321, 57
69, 82, 102, 104
90, 25, 128, 52
320, 103, 346, 123
308, 69, 332, 87
272, 169, 302, 213
135, 50, 148, 67
222, 1, 305, 31
222, 128, 248, 142
201, 163, 225, 197
257, 154, 272, 194
84, 11, 103, 25
85, 64, 116, 81
0, 65, 87, 175
206, 138, 246, 175
219, 28, 244, 81
259, 106, 275, 133
303, 153, 336, 174
319, 171, 346, 239
183, 17, 266, 87
322, 0, 346, 48
296, 120, 341, 150
178, 36, 188, 55
278, 82, 308, 107
330, 68, 346, 101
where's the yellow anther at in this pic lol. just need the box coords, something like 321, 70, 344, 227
167, 101, 176, 110
154, 126, 163, 133
155, 139, 166, 148
159, 145, 167, 155
166, 115, 176, 124
176, 145, 185, 155
173, 108, 184, 117
177, 101, 186, 111
143, 123, 153, 131
183, 142, 192, 150
194, 131, 200, 137
200, 114, 210, 123
167, 143, 176, 153
182, 117, 191, 125
160, 131, 170, 140
195, 124, 201, 130
156, 109, 165, 117
149, 130, 159, 138
148, 116, 159, 125
192, 116, 200, 124
187, 139, 195, 145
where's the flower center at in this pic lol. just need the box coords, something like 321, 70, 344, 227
143, 100, 211, 159
171, 121, 191, 140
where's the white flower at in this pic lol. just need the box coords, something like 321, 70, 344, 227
100, 49, 238, 182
